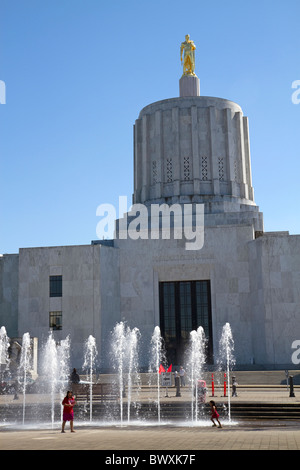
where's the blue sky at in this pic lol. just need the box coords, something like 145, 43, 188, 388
0, 0, 299, 254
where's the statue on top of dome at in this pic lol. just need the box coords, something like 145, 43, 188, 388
180, 34, 197, 77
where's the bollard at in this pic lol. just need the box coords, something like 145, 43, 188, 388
224, 373, 227, 397
211, 373, 215, 397
175, 375, 181, 397
289, 375, 295, 397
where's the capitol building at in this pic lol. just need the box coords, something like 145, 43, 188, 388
1, 37, 300, 371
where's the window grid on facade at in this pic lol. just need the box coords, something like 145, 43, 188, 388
183, 156, 190, 180
201, 156, 208, 181
234, 160, 239, 182
218, 157, 225, 181
152, 160, 158, 184
159, 280, 213, 365
49, 275, 62, 297
49, 311, 62, 330
166, 158, 173, 182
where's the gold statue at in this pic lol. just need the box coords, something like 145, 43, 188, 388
180, 34, 196, 76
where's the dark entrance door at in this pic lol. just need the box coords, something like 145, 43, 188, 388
159, 280, 213, 365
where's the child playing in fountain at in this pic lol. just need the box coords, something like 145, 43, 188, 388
61, 390, 76, 433
209, 400, 222, 428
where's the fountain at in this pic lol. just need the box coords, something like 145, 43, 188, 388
0, 326, 11, 415
17, 332, 32, 425
83, 335, 98, 422
0, 322, 237, 429
218, 322, 235, 422
57, 335, 71, 421
149, 326, 165, 423
111, 322, 126, 424
111, 322, 141, 424
126, 327, 140, 423
39, 332, 71, 428
41, 331, 59, 428
0, 326, 10, 379
186, 326, 207, 422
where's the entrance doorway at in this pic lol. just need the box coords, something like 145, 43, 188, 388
159, 280, 213, 365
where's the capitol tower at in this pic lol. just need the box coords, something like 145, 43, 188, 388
133, 34, 263, 235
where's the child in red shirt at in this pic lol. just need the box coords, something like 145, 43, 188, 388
61, 391, 76, 433
209, 400, 222, 428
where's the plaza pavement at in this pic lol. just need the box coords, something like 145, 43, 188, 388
1, 420, 300, 451
1, 385, 300, 451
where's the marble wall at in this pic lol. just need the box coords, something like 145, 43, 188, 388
0, 254, 19, 337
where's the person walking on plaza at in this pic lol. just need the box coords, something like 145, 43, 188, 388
209, 400, 222, 428
61, 390, 76, 433
232, 376, 238, 397
179, 366, 186, 387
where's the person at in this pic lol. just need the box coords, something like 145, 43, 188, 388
70, 368, 80, 384
179, 366, 186, 387
209, 400, 222, 428
174, 370, 181, 397
61, 390, 76, 433
232, 376, 238, 397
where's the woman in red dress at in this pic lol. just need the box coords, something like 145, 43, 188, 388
61, 391, 76, 433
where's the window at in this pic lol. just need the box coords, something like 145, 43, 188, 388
49, 275, 62, 297
218, 157, 225, 181
152, 160, 158, 184
166, 158, 173, 182
159, 280, 213, 364
183, 156, 190, 180
201, 156, 208, 181
49, 311, 62, 330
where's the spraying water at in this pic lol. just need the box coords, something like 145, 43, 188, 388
0, 326, 10, 378
111, 322, 126, 424
187, 326, 207, 422
41, 331, 59, 428
0, 322, 239, 428
0, 326, 11, 413
83, 335, 98, 422
126, 327, 140, 423
57, 335, 71, 421
40, 332, 71, 427
18, 333, 32, 425
149, 326, 165, 423
111, 322, 141, 424
218, 322, 235, 422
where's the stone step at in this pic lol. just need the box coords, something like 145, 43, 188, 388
79, 370, 300, 386
1, 401, 300, 423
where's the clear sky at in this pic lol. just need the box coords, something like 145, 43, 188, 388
0, 0, 299, 254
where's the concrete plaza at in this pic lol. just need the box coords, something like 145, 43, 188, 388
1, 382, 300, 451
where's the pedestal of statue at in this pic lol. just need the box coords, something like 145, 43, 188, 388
179, 75, 200, 97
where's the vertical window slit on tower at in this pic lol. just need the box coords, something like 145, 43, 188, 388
218, 157, 225, 181
183, 156, 190, 180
